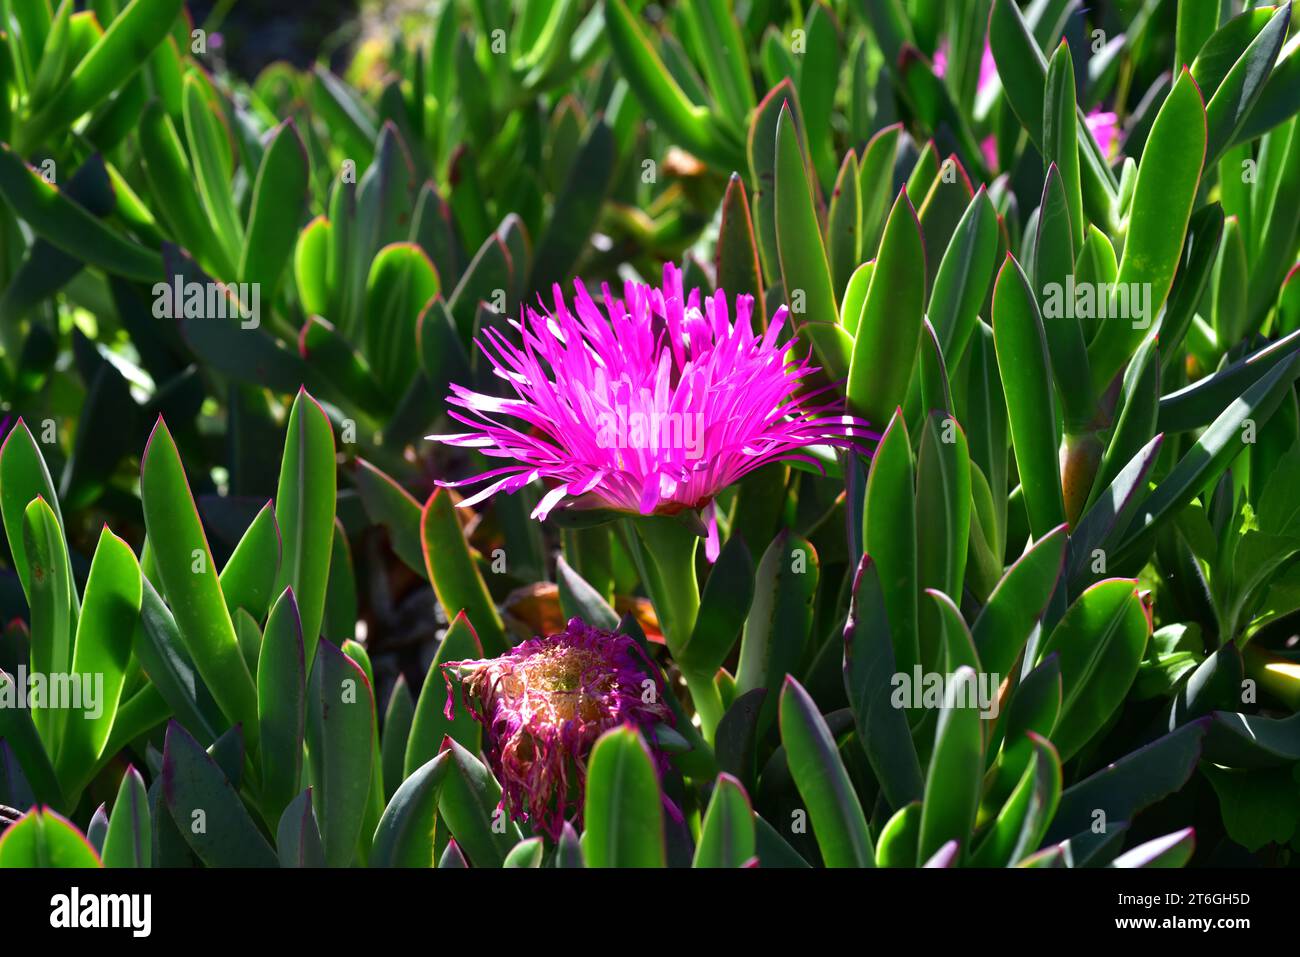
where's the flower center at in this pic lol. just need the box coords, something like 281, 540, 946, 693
522, 647, 601, 694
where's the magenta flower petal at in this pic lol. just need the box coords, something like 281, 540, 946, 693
978, 40, 996, 91
428, 264, 872, 531
933, 39, 949, 78
442, 617, 674, 839
1086, 107, 1120, 161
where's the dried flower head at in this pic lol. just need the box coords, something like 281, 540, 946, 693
442, 617, 673, 839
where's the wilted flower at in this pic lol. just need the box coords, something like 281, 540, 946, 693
442, 617, 673, 839
429, 263, 870, 559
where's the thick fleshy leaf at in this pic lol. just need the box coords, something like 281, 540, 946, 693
827, 151, 861, 295
101, 766, 150, 868
584, 726, 666, 868
370, 752, 450, 868
987, 0, 1117, 226
928, 187, 998, 364
138, 100, 230, 276
421, 489, 507, 655
257, 588, 306, 828
858, 123, 902, 256
556, 555, 620, 630
1121, 353, 1300, 556
437, 736, 523, 867
0, 144, 161, 281
1047, 724, 1207, 848
778, 677, 874, 868
54, 527, 142, 795
503, 836, 545, 868
0, 807, 100, 867
715, 174, 764, 311
182, 72, 242, 265
602, 0, 741, 169
365, 243, 441, 397
160, 722, 276, 867
863, 410, 919, 677
307, 639, 375, 868
403, 611, 483, 776
1090, 337, 1159, 511
219, 500, 281, 623
1037, 579, 1150, 760
141, 418, 258, 747
0, 420, 67, 603
875, 801, 922, 867
1043, 42, 1084, 251
693, 773, 755, 868
736, 531, 818, 736
273, 389, 336, 667
1202, 3, 1291, 163
848, 189, 924, 428
680, 533, 754, 674
276, 787, 326, 868
1035, 165, 1091, 433
843, 556, 923, 809
1089, 69, 1206, 392
972, 524, 1068, 679
774, 103, 847, 380
1160, 329, 1300, 434
918, 666, 984, 863
20, 496, 76, 749
993, 255, 1065, 539
18, 0, 185, 151
0, 670, 65, 811
240, 118, 309, 301
353, 458, 426, 577
1110, 828, 1197, 868
528, 119, 615, 292
970, 733, 1061, 867
915, 411, 971, 671
1067, 436, 1163, 596
748, 79, 802, 282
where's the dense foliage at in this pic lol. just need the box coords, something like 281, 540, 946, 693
0, 0, 1299, 868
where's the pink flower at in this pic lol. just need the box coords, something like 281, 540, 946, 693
973, 40, 1121, 166
429, 263, 872, 559
933, 40, 949, 78
1085, 107, 1120, 161
442, 617, 674, 839
979, 40, 997, 91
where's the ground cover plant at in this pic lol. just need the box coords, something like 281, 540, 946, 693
0, 0, 1299, 870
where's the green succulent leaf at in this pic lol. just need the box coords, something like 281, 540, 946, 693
160, 721, 276, 867
306, 639, 375, 868
778, 676, 874, 868
141, 418, 259, 748
0, 807, 100, 868
101, 766, 151, 869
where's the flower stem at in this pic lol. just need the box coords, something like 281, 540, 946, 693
628, 516, 723, 740
680, 668, 724, 742
630, 515, 700, 651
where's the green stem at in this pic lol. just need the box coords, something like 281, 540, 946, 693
627, 516, 724, 740
680, 668, 724, 741
630, 516, 700, 649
